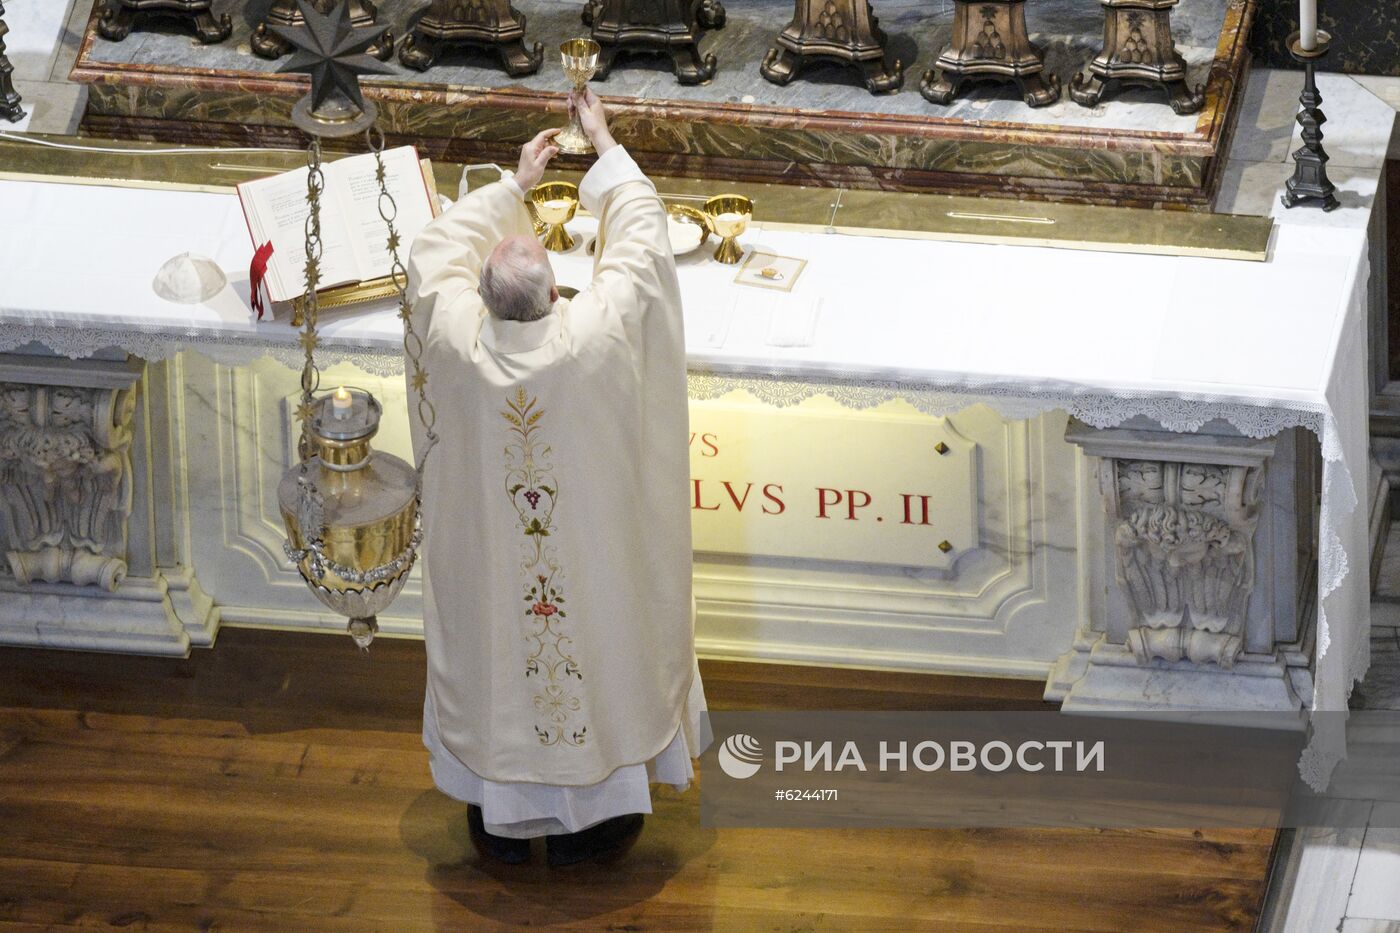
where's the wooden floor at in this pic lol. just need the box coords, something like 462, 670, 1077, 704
0, 629, 1277, 932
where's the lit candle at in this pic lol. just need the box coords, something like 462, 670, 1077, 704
1300, 0, 1317, 51
331, 386, 353, 420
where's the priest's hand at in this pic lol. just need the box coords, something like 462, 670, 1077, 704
570, 88, 617, 157
515, 128, 562, 192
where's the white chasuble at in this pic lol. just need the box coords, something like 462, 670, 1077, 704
406, 146, 710, 832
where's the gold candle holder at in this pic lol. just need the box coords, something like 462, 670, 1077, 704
556, 38, 601, 154
704, 193, 753, 264
531, 181, 580, 251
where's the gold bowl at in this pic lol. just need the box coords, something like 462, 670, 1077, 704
530, 181, 580, 251
586, 203, 713, 257
561, 38, 601, 80
704, 194, 753, 264
667, 204, 712, 254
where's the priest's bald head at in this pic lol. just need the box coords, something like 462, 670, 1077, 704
480, 234, 559, 322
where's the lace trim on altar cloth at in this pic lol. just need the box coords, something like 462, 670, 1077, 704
0, 328, 1360, 790
0, 325, 1339, 447
0, 324, 409, 378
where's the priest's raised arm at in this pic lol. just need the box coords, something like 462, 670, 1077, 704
405, 128, 560, 350
571, 107, 682, 345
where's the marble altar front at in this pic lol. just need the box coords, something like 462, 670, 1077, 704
0, 37, 1395, 784
0, 126, 1381, 793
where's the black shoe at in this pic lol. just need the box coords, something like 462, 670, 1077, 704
546, 813, 644, 867
467, 804, 532, 865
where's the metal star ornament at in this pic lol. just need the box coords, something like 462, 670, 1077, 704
273, 0, 396, 138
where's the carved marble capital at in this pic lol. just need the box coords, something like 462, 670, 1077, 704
1109, 458, 1262, 669
1050, 418, 1316, 717
0, 361, 140, 591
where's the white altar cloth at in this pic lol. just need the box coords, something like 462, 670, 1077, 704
0, 176, 1372, 787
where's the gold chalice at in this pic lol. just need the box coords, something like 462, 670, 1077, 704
704, 194, 753, 264
531, 181, 580, 251
556, 39, 601, 154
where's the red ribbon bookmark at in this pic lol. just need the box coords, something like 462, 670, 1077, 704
249, 241, 275, 320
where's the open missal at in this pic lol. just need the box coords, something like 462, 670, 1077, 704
238, 146, 438, 306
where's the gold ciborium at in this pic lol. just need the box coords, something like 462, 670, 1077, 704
531, 182, 580, 251
704, 194, 753, 264
556, 38, 601, 154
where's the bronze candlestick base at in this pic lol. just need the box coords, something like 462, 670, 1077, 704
399, 0, 543, 74
920, 0, 1057, 107
1070, 0, 1204, 114
0, 3, 23, 123
760, 0, 903, 93
1281, 31, 1338, 211
254, 0, 392, 61
98, 0, 232, 44
584, 0, 725, 85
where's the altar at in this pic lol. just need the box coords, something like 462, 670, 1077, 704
0, 33, 1388, 792
0, 0, 1388, 801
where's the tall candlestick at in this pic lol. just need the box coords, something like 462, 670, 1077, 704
1281, 30, 1338, 211
1299, 0, 1317, 51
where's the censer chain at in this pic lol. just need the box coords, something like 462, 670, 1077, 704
368, 126, 438, 497
284, 130, 439, 586
291, 136, 327, 570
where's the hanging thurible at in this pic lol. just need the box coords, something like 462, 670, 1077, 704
272, 1, 437, 649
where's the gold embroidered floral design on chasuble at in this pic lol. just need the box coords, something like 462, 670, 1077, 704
502, 388, 586, 748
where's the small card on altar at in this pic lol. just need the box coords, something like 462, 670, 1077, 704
734, 251, 807, 292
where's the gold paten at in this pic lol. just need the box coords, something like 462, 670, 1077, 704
0, 134, 1273, 261
667, 203, 712, 247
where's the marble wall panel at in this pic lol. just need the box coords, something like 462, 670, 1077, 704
83, 82, 1212, 204
1251, 0, 1400, 75
177, 353, 1087, 677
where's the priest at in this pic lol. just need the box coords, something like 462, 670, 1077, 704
405, 90, 711, 866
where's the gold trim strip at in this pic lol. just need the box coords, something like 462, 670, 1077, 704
0, 135, 1273, 262
946, 211, 1057, 226
291, 276, 400, 318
